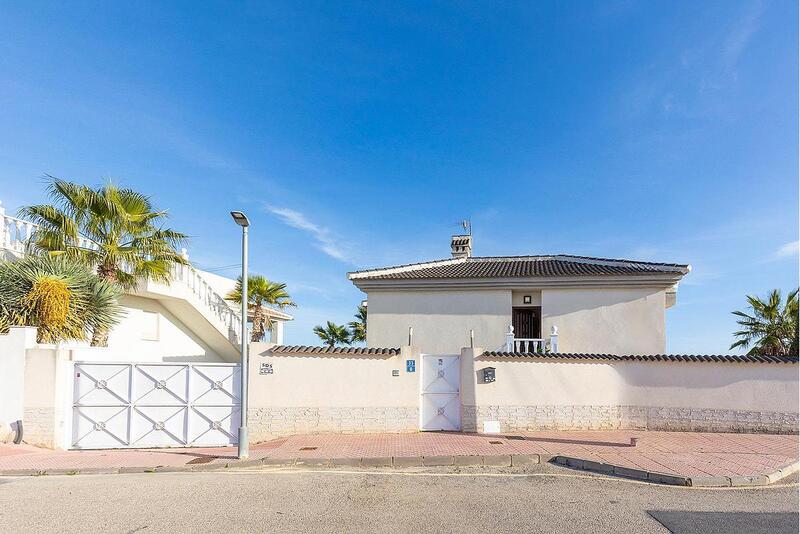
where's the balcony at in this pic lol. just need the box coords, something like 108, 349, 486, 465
503, 325, 559, 353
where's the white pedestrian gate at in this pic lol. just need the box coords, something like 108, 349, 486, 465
420, 354, 461, 431
71, 362, 241, 449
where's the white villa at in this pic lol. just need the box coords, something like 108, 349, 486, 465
349, 234, 691, 355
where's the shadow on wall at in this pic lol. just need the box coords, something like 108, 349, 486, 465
112, 294, 217, 361
615, 360, 799, 416
615, 361, 793, 389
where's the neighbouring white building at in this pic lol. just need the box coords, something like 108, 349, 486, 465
348, 234, 690, 355
0, 201, 292, 362
0, 201, 292, 449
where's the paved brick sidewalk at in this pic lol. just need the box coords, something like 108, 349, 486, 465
1, 431, 796, 485
0, 443, 266, 472
255, 430, 799, 479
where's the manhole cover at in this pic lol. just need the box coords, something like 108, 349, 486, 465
299, 446, 318, 451
187, 457, 214, 465
489, 440, 503, 445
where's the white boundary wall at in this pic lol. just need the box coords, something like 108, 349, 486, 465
0, 327, 37, 442
460, 348, 799, 433
247, 344, 798, 442
248, 343, 421, 441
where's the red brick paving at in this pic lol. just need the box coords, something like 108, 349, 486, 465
0, 443, 264, 471
0, 431, 796, 480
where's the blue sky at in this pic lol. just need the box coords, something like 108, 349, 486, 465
0, 1, 796, 352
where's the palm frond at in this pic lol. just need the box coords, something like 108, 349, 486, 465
731, 288, 799, 356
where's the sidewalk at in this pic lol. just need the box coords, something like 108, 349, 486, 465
1, 430, 797, 486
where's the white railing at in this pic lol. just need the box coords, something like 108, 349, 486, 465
1, 205, 37, 254
503, 324, 559, 353
0, 202, 98, 253
0, 201, 242, 346
511, 338, 546, 353
171, 252, 243, 346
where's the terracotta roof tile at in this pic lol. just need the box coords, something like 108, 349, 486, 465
480, 351, 798, 364
269, 345, 400, 356
349, 255, 689, 281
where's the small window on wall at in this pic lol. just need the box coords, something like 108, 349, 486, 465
141, 311, 160, 341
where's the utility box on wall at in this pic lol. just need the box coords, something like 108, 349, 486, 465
481, 367, 495, 383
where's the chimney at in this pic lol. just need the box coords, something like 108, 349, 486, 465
451, 234, 472, 258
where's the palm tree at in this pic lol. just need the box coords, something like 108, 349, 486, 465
730, 289, 799, 356
225, 275, 295, 342
348, 304, 367, 343
19, 177, 188, 346
0, 255, 122, 343
313, 321, 351, 347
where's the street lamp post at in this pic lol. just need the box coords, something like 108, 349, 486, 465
230, 210, 250, 459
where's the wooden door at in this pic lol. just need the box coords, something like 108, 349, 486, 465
512, 307, 541, 339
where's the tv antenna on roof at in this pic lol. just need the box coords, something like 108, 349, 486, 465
459, 219, 472, 235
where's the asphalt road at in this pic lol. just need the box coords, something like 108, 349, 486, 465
0, 464, 797, 533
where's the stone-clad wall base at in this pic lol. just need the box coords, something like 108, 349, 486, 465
461, 405, 799, 434
249, 407, 419, 441
23, 407, 55, 447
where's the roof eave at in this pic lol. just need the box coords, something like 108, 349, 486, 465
350, 272, 688, 292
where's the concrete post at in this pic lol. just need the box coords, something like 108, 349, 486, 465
504, 325, 515, 352
549, 325, 559, 353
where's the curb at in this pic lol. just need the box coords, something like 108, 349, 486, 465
0, 453, 534, 476
552, 456, 800, 487
3, 456, 797, 487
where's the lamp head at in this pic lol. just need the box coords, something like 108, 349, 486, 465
230, 211, 250, 227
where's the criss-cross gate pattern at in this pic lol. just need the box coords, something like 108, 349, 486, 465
420, 355, 461, 431
71, 362, 241, 449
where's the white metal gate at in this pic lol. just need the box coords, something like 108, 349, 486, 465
420, 354, 461, 431
71, 362, 241, 449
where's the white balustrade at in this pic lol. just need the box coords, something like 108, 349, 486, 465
503, 324, 560, 353
0, 204, 37, 254
513, 338, 546, 353
168, 259, 242, 345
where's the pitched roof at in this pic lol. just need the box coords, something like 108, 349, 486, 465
268, 345, 400, 356
480, 351, 797, 364
348, 255, 690, 281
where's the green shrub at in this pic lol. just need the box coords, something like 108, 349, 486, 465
0, 255, 123, 343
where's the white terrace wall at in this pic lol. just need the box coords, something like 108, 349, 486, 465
248, 343, 421, 441
460, 348, 799, 434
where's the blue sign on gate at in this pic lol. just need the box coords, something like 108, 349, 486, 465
406, 360, 416, 373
